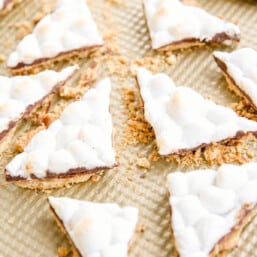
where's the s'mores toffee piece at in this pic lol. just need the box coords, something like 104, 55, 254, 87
48, 197, 138, 257
136, 67, 257, 155
7, 0, 103, 73
167, 163, 257, 257
5, 78, 117, 190
213, 48, 257, 111
0, 0, 21, 16
0, 65, 77, 154
143, 0, 240, 50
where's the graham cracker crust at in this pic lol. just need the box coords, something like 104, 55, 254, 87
8, 45, 103, 75
0, 0, 22, 17
210, 204, 257, 257
5, 164, 118, 190
156, 33, 239, 52
7, 172, 94, 191
48, 201, 82, 257
214, 56, 257, 112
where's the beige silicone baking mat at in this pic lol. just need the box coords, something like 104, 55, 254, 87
0, 0, 257, 256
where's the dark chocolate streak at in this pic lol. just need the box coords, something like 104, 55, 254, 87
158, 32, 240, 50
10, 45, 102, 70
5, 163, 118, 181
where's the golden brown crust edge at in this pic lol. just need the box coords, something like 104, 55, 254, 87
210, 204, 257, 257
8, 173, 93, 190
214, 56, 257, 113
8, 45, 102, 75
48, 201, 82, 257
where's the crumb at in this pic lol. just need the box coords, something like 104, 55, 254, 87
79, 68, 97, 88
165, 53, 176, 65
0, 54, 5, 63
139, 173, 147, 179
15, 126, 45, 152
136, 223, 146, 233
57, 246, 70, 257
103, 31, 116, 41
134, 56, 161, 73
231, 101, 257, 121
136, 157, 150, 169
121, 87, 154, 146
91, 174, 101, 182
59, 86, 85, 100
32, 111, 59, 127
127, 175, 133, 182
148, 151, 160, 162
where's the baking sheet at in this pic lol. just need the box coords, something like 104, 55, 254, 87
0, 0, 257, 256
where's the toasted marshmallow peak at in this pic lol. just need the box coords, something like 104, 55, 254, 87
48, 197, 138, 257
136, 67, 257, 155
214, 48, 257, 109
167, 163, 257, 257
143, 0, 240, 49
6, 78, 116, 179
0, 65, 77, 135
7, 0, 103, 68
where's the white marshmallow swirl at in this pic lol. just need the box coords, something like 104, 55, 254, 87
6, 78, 116, 179
7, 0, 103, 68
49, 197, 138, 257
167, 162, 257, 257
136, 67, 257, 155
143, 0, 240, 49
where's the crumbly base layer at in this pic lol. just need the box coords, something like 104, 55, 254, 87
210, 204, 257, 257
157, 41, 206, 51
8, 172, 93, 190
9, 45, 102, 75
214, 56, 257, 113
49, 203, 82, 257
0, 0, 22, 16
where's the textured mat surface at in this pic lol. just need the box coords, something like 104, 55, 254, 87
0, 0, 257, 256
